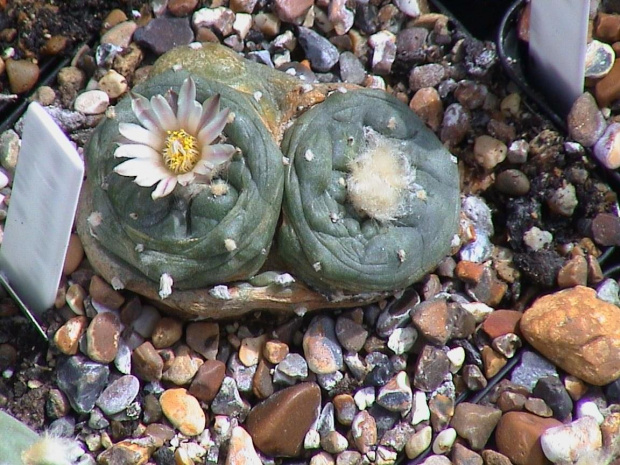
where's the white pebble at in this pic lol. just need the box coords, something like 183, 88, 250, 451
233, 13, 253, 39
74, 90, 109, 114
304, 429, 321, 450
432, 428, 456, 454
577, 401, 605, 425
354, 387, 376, 411
446, 347, 465, 373
461, 302, 494, 323
523, 226, 553, 251
541, 416, 602, 463
394, 0, 422, 17
387, 327, 417, 355
410, 390, 430, 425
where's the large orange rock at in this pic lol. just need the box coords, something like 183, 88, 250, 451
520, 285, 620, 385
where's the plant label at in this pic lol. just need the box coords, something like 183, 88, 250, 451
528, 0, 589, 117
0, 102, 84, 321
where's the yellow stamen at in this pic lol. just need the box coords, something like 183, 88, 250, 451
162, 129, 200, 174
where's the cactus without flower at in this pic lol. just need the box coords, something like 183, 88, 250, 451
0, 411, 80, 465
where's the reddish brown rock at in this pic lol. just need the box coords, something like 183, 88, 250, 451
595, 60, 620, 107
89, 275, 125, 309
595, 13, 620, 43
451, 402, 502, 450
86, 312, 121, 363
246, 382, 321, 457
592, 213, 620, 247
186, 322, 219, 360
409, 87, 443, 131
168, 0, 198, 16
567, 92, 606, 147
189, 359, 226, 402
151, 317, 184, 349
520, 285, 620, 385
482, 310, 522, 339
63, 233, 84, 275
132, 341, 164, 382
557, 255, 588, 288
481, 346, 507, 378
274, 0, 313, 23
97, 438, 156, 465
54, 316, 88, 355
5, 59, 40, 94
495, 412, 562, 465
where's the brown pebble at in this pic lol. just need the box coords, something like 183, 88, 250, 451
5, 59, 40, 94
162, 344, 203, 385
41, 35, 69, 55
54, 316, 88, 355
567, 92, 606, 147
592, 212, 620, 246
557, 255, 588, 288
495, 412, 562, 465
333, 393, 357, 426
102, 9, 128, 32
0, 343, 17, 370
524, 397, 553, 417
246, 382, 321, 457
411, 298, 456, 346
481, 449, 513, 465
144, 423, 175, 447
63, 233, 84, 275
595, 60, 620, 107
186, 322, 219, 359
168, 0, 199, 16
132, 341, 164, 382
451, 443, 483, 465
97, 439, 155, 465
89, 275, 125, 309
86, 312, 121, 363
595, 12, 620, 43
189, 359, 226, 402
482, 310, 522, 339
520, 285, 620, 385
496, 391, 527, 412
252, 359, 275, 400
450, 402, 502, 450
409, 87, 443, 131
151, 317, 183, 349
274, 0, 314, 23
481, 346, 507, 378
495, 169, 530, 196
263, 340, 289, 364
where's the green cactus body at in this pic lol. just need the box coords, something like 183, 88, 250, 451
85, 70, 284, 288
277, 89, 460, 294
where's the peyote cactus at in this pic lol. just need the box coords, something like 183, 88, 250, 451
278, 88, 459, 294
0, 410, 79, 465
78, 43, 460, 316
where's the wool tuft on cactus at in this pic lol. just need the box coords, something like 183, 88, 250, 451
0, 411, 81, 465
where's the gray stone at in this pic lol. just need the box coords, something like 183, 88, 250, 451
56, 355, 110, 414
134, 16, 195, 55
96, 374, 140, 416
298, 27, 340, 72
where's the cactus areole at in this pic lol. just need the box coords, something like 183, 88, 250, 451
82, 44, 459, 307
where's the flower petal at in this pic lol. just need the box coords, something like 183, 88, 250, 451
164, 89, 178, 115
198, 94, 220, 129
197, 107, 231, 146
202, 143, 236, 166
114, 144, 161, 160
177, 77, 196, 128
152, 177, 178, 199
177, 171, 196, 186
114, 158, 168, 186
193, 161, 215, 176
119, 123, 164, 150
151, 95, 179, 131
131, 93, 162, 133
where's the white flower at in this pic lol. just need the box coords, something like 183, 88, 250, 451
113, 77, 236, 199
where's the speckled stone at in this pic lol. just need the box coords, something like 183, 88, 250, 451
246, 382, 321, 457
521, 286, 620, 385
160, 388, 206, 436
226, 426, 262, 465
96, 374, 140, 416
413, 345, 450, 392
567, 92, 606, 147
450, 403, 502, 450
86, 312, 121, 364
303, 315, 343, 375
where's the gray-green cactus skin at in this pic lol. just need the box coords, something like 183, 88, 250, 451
0, 410, 39, 465
277, 89, 460, 294
85, 70, 284, 289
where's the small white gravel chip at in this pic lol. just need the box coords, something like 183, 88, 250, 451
210, 285, 232, 300
523, 226, 553, 251
354, 387, 376, 411
305, 149, 315, 161
577, 401, 605, 424
224, 238, 237, 251
304, 429, 321, 449
387, 327, 417, 355
410, 390, 430, 425
447, 346, 466, 373
74, 90, 109, 115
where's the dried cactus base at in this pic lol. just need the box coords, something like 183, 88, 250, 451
77, 182, 390, 319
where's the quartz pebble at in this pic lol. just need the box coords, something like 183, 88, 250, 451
473, 135, 507, 171
593, 121, 620, 169
226, 426, 262, 465
432, 427, 456, 455
376, 372, 412, 413
567, 92, 606, 147
409, 87, 443, 131
405, 425, 432, 459
540, 416, 602, 463
74, 90, 110, 114
54, 316, 88, 355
